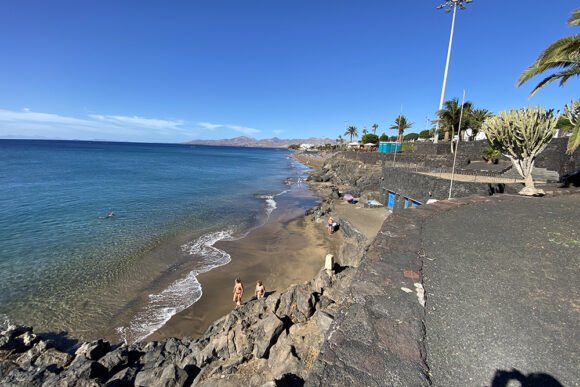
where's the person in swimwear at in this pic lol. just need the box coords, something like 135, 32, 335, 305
233, 278, 244, 307
255, 280, 265, 300
328, 217, 334, 235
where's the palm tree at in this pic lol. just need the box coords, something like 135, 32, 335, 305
516, 8, 580, 98
372, 123, 379, 134
434, 0, 473, 143
344, 126, 358, 142
362, 128, 368, 136
471, 108, 493, 137
389, 115, 414, 142
436, 98, 473, 142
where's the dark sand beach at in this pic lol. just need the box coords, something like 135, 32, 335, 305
148, 153, 389, 341
149, 205, 341, 340
148, 155, 340, 340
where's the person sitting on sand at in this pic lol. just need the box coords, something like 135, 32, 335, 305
255, 280, 265, 300
233, 278, 244, 307
328, 217, 334, 235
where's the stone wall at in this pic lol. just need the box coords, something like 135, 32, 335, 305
535, 137, 578, 176
343, 137, 579, 176
381, 167, 521, 211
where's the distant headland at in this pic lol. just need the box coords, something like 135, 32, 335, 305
184, 136, 337, 148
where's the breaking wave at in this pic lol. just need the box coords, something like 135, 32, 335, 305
117, 229, 236, 343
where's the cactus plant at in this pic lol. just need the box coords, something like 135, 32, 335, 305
483, 106, 558, 195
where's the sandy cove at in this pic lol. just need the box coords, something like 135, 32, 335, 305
148, 152, 389, 341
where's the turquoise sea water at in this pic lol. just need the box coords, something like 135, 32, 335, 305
0, 140, 311, 342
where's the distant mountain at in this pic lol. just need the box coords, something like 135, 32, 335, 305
184, 136, 337, 148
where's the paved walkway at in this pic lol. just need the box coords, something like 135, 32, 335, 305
308, 192, 579, 386
422, 194, 579, 386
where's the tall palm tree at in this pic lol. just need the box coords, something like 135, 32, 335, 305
389, 115, 414, 142
471, 108, 493, 137
517, 8, 580, 98
344, 126, 358, 142
372, 123, 379, 134
362, 128, 368, 136
434, 0, 473, 143
436, 98, 473, 141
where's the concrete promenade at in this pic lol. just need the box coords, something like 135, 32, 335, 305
308, 191, 579, 386
423, 194, 579, 386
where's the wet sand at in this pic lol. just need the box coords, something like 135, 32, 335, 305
148, 201, 340, 340
148, 152, 389, 341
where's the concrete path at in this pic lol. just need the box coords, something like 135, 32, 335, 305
422, 194, 579, 386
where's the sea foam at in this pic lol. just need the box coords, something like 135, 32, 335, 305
118, 229, 236, 343
118, 190, 290, 343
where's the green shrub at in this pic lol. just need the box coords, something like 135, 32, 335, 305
379, 133, 388, 142
404, 133, 420, 141
361, 133, 379, 144
419, 129, 431, 139
401, 143, 415, 152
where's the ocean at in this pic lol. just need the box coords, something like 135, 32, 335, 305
0, 140, 314, 343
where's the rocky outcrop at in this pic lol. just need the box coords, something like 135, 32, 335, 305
0, 263, 356, 386
307, 153, 383, 197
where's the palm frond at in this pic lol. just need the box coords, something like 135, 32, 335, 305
567, 120, 580, 154
568, 8, 580, 26
516, 35, 580, 86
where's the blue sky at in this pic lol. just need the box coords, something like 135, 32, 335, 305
0, 0, 577, 143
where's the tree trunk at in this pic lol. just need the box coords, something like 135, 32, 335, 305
444, 130, 449, 142
510, 157, 543, 196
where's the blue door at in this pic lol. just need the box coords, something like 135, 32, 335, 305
388, 191, 395, 209
404, 198, 409, 208
411, 200, 421, 207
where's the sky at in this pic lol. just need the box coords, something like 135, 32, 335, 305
0, 0, 578, 143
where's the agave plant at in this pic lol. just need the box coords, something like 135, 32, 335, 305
481, 147, 500, 164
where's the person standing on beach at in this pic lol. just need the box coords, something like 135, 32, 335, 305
255, 280, 265, 300
328, 217, 334, 235
233, 278, 244, 307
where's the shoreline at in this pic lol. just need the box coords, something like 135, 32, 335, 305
146, 153, 339, 341
0, 150, 396, 386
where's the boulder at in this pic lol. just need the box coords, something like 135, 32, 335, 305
252, 313, 285, 359
34, 347, 73, 370
267, 343, 302, 380
2, 325, 33, 340
311, 268, 332, 294
139, 345, 166, 368
60, 359, 107, 381
277, 284, 316, 323
106, 366, 138, 386
294, 286, 315, 321
97, 346, 129, 374
163, 338, 180, 355
74, 339, 111, 361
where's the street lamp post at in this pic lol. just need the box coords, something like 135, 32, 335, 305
434, 0, 472, 144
